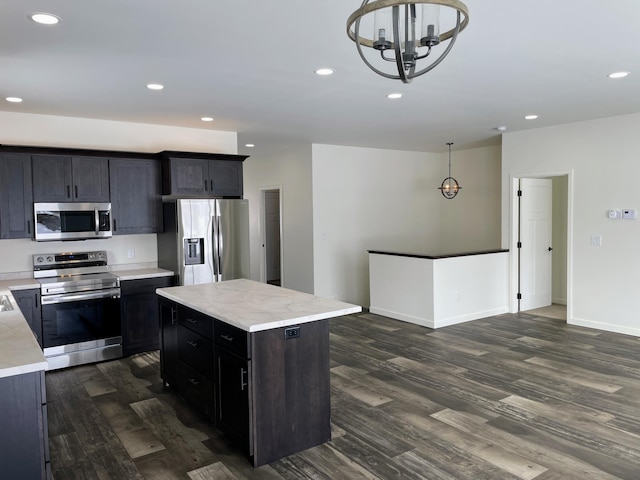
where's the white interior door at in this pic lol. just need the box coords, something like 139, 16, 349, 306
519, 178, 553, 311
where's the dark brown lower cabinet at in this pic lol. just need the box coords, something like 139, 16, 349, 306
0, 370, 50, 479
121, 276, 174, 356
159, 299, 331, 467
12, 288, 43, 348
215, 346, 251, 451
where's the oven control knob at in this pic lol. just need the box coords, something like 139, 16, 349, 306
88, 253, 95, 260
36, 256, 44, 263
46, 256, 53, 262
97, 252, 105, 259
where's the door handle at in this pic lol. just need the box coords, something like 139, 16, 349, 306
548, 247, 553, 251
240, 367, 248, 391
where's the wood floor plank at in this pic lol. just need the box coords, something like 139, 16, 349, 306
45, 312, 640, 480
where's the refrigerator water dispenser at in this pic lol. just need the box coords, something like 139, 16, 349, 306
184, 238, 205, 265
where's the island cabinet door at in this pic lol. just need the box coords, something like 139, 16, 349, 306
250, 319, 331, 467
215, 346, 251, 451
159, 298, 179, 387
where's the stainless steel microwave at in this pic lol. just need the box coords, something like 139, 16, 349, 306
34, 202, 112, 241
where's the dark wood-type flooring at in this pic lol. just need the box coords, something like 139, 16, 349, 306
46, 311, 640, 479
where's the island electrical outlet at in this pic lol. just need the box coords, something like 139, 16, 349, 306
285, 326, 300, 339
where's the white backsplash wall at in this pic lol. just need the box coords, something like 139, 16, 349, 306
0, 235, 158, 275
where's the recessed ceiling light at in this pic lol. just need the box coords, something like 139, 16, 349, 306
245, 144, 255, 148
6, 97, 23, 103
387, 93, 403, 99
525, 114, 538, 120
495, 126, 507, 132
608, 71, 630, 79
315, 68, 335, 76
30, 13, 61, 25
201, 117, 214, 122
146, 83, 164, 90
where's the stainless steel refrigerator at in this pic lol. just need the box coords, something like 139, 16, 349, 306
157, 199, 250, 285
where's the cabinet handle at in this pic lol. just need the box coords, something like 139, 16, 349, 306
188, 378, 199, 386
75, 185, 78, 198
66, 185, 70, 198
27, 220, 31, 234
113, 219, 117, 232
221, 334, 234, 342
186, 318, 197, 324
204, 179, 208, 191
210, 179, 213, 192
171, 307, 177, 325
34, 293, 39, 308
240, 367, 248, 391
187, 340, 199, 348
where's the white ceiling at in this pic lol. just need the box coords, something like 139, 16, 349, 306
1, 0, 640, 154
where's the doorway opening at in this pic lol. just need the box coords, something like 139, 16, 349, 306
510, 173, 572, 321
260, 187, 283, 287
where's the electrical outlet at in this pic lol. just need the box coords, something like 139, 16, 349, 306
590, 235, 602, 246
127, 248, 135, 259
285, 326, 300, 339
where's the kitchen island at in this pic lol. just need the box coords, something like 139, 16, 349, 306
369, 248, 509, 329
156, 278, 361, 467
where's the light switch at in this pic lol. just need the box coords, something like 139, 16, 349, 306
591, 235, 602, 246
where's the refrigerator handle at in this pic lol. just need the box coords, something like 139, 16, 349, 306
212, 214, 219, 279
216, 215, 223, 282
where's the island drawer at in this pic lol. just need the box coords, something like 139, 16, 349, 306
178, 305, 213, 339
178, 361, 215, 422
178, 325, 214, 379
214, 319, 250, 358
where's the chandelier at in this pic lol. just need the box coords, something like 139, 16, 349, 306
438, 142, 461, 199
346, 0, 469, 83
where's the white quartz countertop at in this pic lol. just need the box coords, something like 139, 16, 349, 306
156, 278, 362, 332
114, 268, 174, 281
0, 288, 47, 379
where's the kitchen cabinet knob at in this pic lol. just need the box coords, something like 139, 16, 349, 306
187, 340, 198, 348
188, 378, 199, 386
221, 334, 234, 342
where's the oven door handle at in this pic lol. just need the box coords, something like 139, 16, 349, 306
41, 288, 121, 305
95, 207, 100, 235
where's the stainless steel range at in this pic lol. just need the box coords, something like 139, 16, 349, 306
34, 250, 122, 370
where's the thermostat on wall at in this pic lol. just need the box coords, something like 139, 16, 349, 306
608, 209, 621, 219
622, 209, 637, 219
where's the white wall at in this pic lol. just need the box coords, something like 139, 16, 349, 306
312, 143, 502, 306
436, 145, 502, 251
0, 111, 237, 153
0, 235, 158, 275
502, 112, 640, 336
242, 144, 314, 294
0, 111, 237, 274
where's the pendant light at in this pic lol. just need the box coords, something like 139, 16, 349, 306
346, 0, 469, 84
438, 142, 460, 199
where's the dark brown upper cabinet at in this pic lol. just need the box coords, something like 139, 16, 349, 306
0, 152, 33, 239
109, 158, 162, 234
32, 155, 110, 203
160, 151, 247, 198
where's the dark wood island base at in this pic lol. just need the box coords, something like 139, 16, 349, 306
157, 279, 360, 467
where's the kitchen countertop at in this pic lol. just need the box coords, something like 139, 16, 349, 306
112, 267, 174, 281
0, 289, 47, 379
157, 278, 362, 332
368, 248, 509, 259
